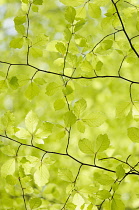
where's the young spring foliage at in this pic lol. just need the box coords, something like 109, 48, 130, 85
1, 0, 139, 209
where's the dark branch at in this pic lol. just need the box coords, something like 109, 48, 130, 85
111, 0, 139, 57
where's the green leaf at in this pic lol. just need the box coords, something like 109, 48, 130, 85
33, 0, 43, 5
25, 111, 39, 134
102, 40, 113, 50
75, 34, 87, 47
95, 134, 110, 153
60, 0, 84, 7
30, 47, 43, 58
54, 98, 65, 110
45, 82, 59, 96
14, 16, 26, 25
29, 198, 42, 209
34, 163, 49, 186
67, 53, 77, 66
116, 102, 131, 118
62, 85, 73, 96
32, 34, 49, 46
65, 6, 76, 23
21, 0, 29, 3
80, 60, 93, 72
0, 80, 7, 93
111, 197, 125, 210
34, 78, 46, 85
25, 82, 40, 100
116, 165, 125, 180
32, 5, 39, 12
1, 111, 15, 134
74, 19, 85, 32
15, 127, 30, 139
73, 193, 84, 206
64, 111, 77, 127
97, 190, 111, 200
6, 175, 17, 185
78, 138, 94, 154
1, 158, 15, 177
88, 3, 101, 19
1, 145, 15, 156
76, 7, 86, 19
127, 127, 139, 143
96, 61, 103, 71
66, 203, 76, 210
83, 112, 106, 127
55, 42, 66, 55
77, 120, 85, 133
9, 76, 19, 90
64, 27, 72, 41
94, 173, 114, 185
58, 168, 74, 182
87, 203, 94, 210
10, 37, 24, 49
112, 182, 119, 192
15, 25, 25, 35
73, 98, 87, 118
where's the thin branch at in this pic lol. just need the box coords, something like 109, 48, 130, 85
94, 152, 97, 165
41, 152, 47, 162
0, 134, 116, 173
111, 0, 139, 58
66, 127, 71, 154
129, 82, 134, 105
99, 156, 132, 168
118, 55, 127, 77
89, 30, 123, 53
131, 35, 139, 40
26, 3, 32, 65
124, 1, 139, 9
61, 164, 83, 209
73, 164, 83, 186
31, 70, 39, 81
18, 177, 28, 210
62, 30, 72, 75
5, 64, 11, 80
60, 189, 74, 210
1, 61, 139, 85
64, 94, 70, 110
16, 144, 22, 156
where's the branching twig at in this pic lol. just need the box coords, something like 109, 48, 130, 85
111, 0, 139, 57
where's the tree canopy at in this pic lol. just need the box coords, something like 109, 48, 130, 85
1, 0, 139, 209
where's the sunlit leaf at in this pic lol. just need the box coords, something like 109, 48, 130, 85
78, 138, 94, 154
34, 163, 49, 186
97, 190, 111, 200
64, 111, 77, 127
58, 168, 74, 182
95, 134, 110, 153
111, 196, 125, 210
14, 16, 26, 25
25, 82, 40, 100
29, 198, 42, 209
1, 158, 15, 177
65, 6, 76, 23
60, 0, 84, 7
10, 38, 24, 49
127, 127, 139, 143
25, 110, 39, 134
116, 164, 125, 180
74, 98, 87, 118
83, 112, 106, 127
88, 3, 101, 19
